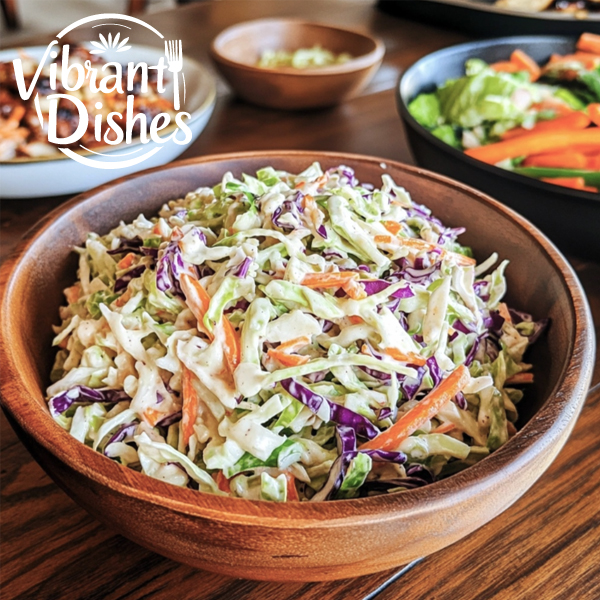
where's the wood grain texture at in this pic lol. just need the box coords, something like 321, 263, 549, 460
0, 1, 599, 598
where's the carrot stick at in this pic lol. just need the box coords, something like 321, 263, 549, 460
181, 366, 199, 447
464, 130, 600, 164
523, 152, 588, 170
588, 103, 600, 127
531, 99, 573, 117
505, 372, 534, 385
577, 32, 600, 55
547, 53, 598, 70
586, 155, 600, 170
360, 365, 471, 451
491, 60, 519, 74
540, 177, 588, 190
301, 272, 359, 288
432, 422, 456, 435
501, 112, 591, 140
510, 50, 541, 81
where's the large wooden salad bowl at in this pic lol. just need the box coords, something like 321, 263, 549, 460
0, 151, 594, 581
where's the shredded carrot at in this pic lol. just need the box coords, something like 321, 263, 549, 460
348, 315, 365, 325
385, 346, 427, 367
588, 103, 600, 127
510, 49, 541, 81
301, 271, 359, 288
577, 32, 600, 55
64, 285, 81, 304
506, 372, 534, 385
181, 366, 199, 447
222, 318, 242, 372
277, 336, 311, 353
382, 220, 402, 235
267, 336, 311, 367
114, 288, 132, 307
181, 273, 241, 371
215, 471, 231, 493
501, 112, 591, 141
464, 130, 600, 164
116, 252, 137, 270
523, 152, 588, 170
374, 234, 393, 244
432, 422, 456, 435
540, 177, 588, 190
284, 473, 300, 501
491, 60, 520, 74
144, 408, 163, 427
360, 365, 471, 451
342, 278, 367, 300
268, 351, 310, 367
375, 234, 476, 267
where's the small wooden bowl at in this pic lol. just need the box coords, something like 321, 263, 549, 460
0, 151, 595, 582
210, 19, 385, 109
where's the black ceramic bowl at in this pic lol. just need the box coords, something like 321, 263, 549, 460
397, 35, 600, 259
378, 1, 600, 37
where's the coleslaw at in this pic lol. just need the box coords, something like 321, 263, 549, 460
46, 163, 547, 502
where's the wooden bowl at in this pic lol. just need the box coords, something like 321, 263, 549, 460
209, 19, 385, 109
0, 151, 595, 582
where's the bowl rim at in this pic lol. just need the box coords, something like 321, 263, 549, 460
0, 45, 217, 166
0, 150, 595, 526
396, 34, 600, 203
209, 17, 385, 77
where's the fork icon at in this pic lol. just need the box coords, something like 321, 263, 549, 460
165, 40, 183, 110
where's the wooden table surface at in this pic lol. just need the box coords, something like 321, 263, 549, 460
1, 2, 599, 599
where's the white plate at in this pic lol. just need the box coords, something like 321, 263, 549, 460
0, 45, 216, 198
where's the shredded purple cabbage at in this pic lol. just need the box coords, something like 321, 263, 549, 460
104, 422, 137, 452
156, 239, 197, 299
233, 257, 252, 278
49, 386, 130, 417
426, 356, 443, 388
281, 378, 380, 440
114, 265, 146, 292
156, 410, 183, 428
